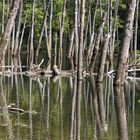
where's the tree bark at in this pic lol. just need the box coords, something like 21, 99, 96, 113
34, 0, 51, 65
88, 13, 107, 72
28, 0, 35, 68
13, 0, 23, 56
77, 0, 85, 80
114, 0, 136, 86
57, 0, 67, 69
2, 0, 5, 34
97, 34, 111, 82
0, 0, 21, 68
74, 0, 79, 71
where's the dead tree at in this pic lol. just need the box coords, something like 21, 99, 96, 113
28, 0, 35, 68
0, 0, 21, 69
97, 34, 111, 82
34, 0, 51, 65
114, 0, 137, 86
77, 0, 85, 80
57, 0, 67, 69
88, 13, 107, 72
74, 0, 79, 71
2, 0, 5, 34
13, 0, 23, 56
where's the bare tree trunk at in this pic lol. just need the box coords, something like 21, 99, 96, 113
83, 0, 92, 50
54, 34, 58, 65
110, 0, 120, 70
0, 0, 21, 68
57, 0, 67, 69
28, 0, 35, 68
97, 34, 111, 82
114, 0, 136, 86
77, 0, 85, 80
68, 27, 75, 59
134, 0, 139, 59
13, 0, 23, 56
34, 0, 51, 65
87, 1, 98, 64
44, 0, 51, 68
47, 0, 53, 70
2, 0, 5, 34
74, 0, 79, 71
88, 13, 107, 72
18, 14, 27, 53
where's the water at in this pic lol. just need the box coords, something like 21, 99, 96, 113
0, 74, 140, 140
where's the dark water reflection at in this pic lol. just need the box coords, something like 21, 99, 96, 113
0, 74, 140, 140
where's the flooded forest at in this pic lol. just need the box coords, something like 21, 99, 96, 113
0, 0, 140, 140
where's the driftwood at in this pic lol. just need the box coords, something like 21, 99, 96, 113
108, 68, 140, 78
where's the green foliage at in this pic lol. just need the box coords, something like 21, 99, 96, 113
0, 0, 139, 51
22, 2, 44, 38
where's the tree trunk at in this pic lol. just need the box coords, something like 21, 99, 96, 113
87, 2, 98, 64
88, 13, 107, 72
34, 0, 51, 65
77, 0, 85, 80
2, 0, 5, 34
57, 0, 67, 69
97, 34, 111, 82
114, 0, 136, 86
74, 0, 79, 71
0, 0, 21, 68
28, 0, 35, 68
110, 0, 120, 71
18, 14, 27, 53
13, 0, 23, 56
68, 27, 75, 59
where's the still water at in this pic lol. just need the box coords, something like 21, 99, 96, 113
0, 73, 140, 140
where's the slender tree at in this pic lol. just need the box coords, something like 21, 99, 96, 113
78, 0, 85, 80
114, 0, 137, 86
2, 0, 5, 34
57, 0, 67, 69
74, 0, 79, 71
88, 13, 107, 72
13, 0, 23, 56
28, 0, 35, 68
0, 0, 21, 68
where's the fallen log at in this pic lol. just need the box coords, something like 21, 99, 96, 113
0, 103, 25, 113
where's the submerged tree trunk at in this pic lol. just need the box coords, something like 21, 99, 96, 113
0, 0, 21, 68
114, 0, 136, 86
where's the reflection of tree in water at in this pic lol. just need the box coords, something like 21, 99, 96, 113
89, 77, 106, 138
0, 77, 14, 140
114, 85, 128, 140
70, 78, 82, 140
0, 74, 138, 140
